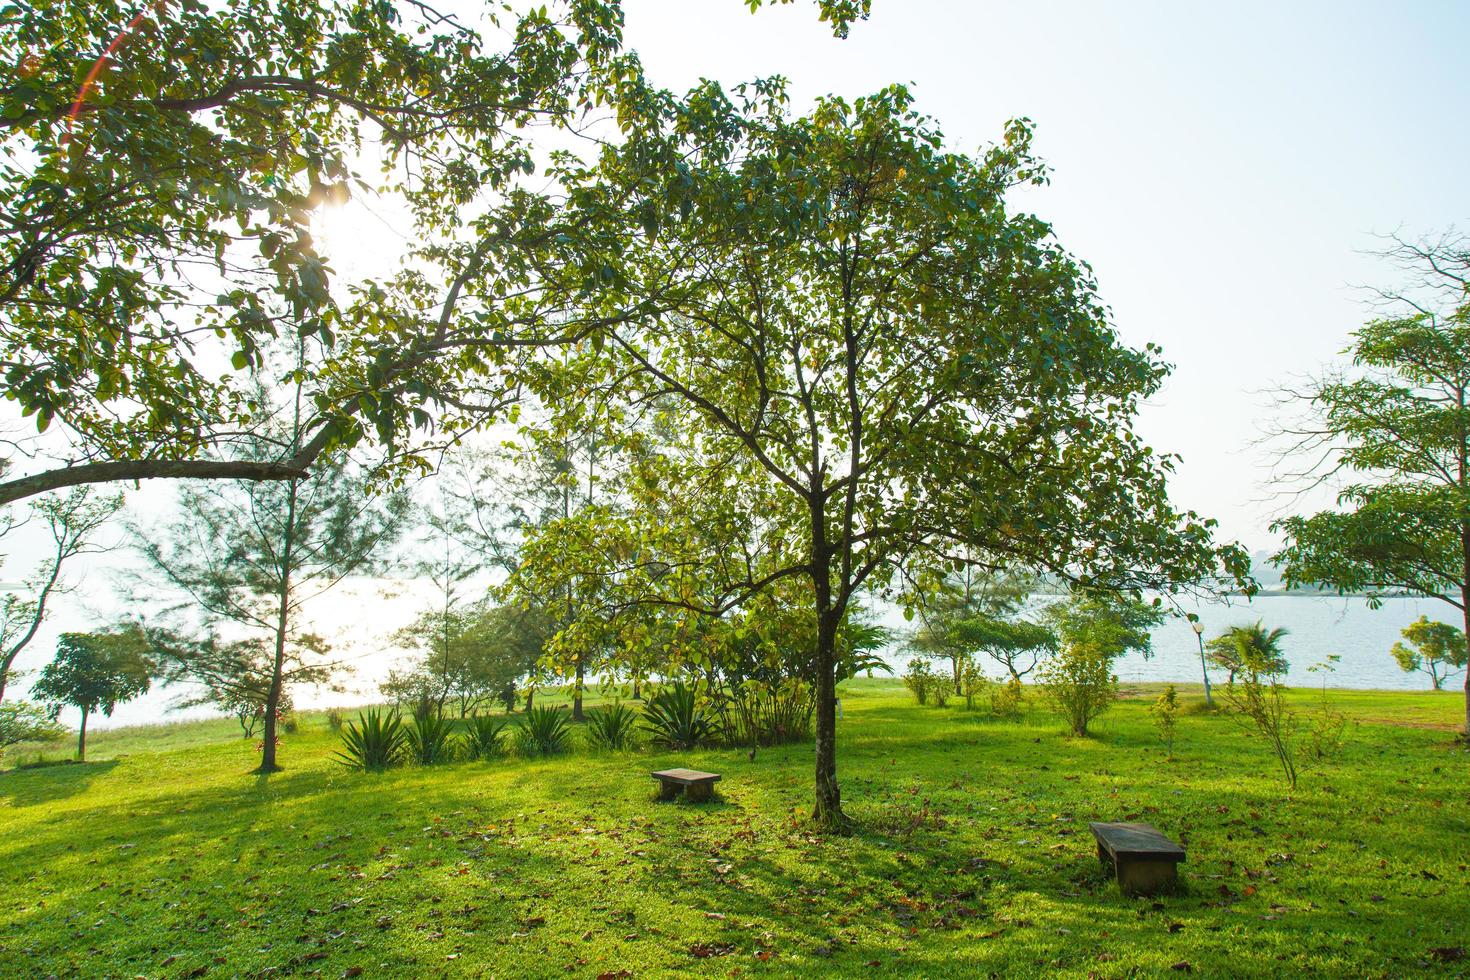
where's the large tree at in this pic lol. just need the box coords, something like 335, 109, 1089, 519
0, 0, 867, 507
514, 84, 1244, 828
1271, 234, 1470, 739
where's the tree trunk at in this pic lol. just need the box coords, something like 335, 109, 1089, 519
951, 654, 962, 696
808, 500, 846, 832
525, 688, 534, 712
812, 605, 843, 830
573, 655, 585, 722
1461, 584, 1470, 743
76, 706, 89, 762
258, 478, 299, 775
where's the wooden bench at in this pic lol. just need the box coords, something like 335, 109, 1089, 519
1089, 821, 1186, 896
651, 768, 720, 803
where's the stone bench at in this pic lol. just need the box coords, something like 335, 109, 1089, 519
651, 768, 720, 803
1089, 821, 1186, 896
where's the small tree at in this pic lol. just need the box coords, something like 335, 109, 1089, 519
0, 487, 118, 702
1038, 641, 1118, 736
948, 616, 1056, 684
904, 657, 936, 705
1038, 591, 1163, 736
1150, 684, 1180, 758
0, 700, 67, 760
1215, 640, 1301, 788
910, 567, 1038, 693
32, 628, 152, 761
1390, 617, 1467, 691
1207, 622, 1289, 685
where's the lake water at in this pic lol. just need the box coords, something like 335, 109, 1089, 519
14, 585, 1464, 732
868, 594, 1461, 692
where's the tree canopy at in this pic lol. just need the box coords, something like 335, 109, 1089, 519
508, 82, 1245, 827
1271, 235, 1470, 738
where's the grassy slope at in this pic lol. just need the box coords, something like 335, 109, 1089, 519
1, 681, 1466, 979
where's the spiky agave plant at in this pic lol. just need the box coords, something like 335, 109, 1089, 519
517, 705, 571, 756
464, 714, 509, 760
407, 711, 456, 765
335, 709, 407, 772
585, 701, 639, 751
642, 682, 716, 750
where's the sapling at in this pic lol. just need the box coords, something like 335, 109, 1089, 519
1150, 685, 1180, 759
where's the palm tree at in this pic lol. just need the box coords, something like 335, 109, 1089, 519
1206, 621, 1289, 684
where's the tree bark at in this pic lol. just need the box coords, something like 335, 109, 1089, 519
573, 655, 585, 722
257, 476, 299, 775
76, 706, 89, 762
0, 456, 312, 508
809, 498, 846, 831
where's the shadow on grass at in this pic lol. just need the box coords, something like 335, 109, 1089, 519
0, 758, 119, 807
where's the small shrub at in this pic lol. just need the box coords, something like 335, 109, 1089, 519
407, 711, 456, 765
1150, 685, 1179, 758
959, 657, 989, 711
280, 712, 299, 735
0, 700, 67, 761
990, 677, 1025, 719
326, 709, 345, 732
335, 709, 407, 772
1038, 642, 1118, 737
586, 701, 639, 751
518, 705, 572, 756
464, 715, 508, 760
642, 682, 715, 750
903, 658, 935, 705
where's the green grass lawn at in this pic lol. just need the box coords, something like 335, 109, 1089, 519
2, 681, 1467, 978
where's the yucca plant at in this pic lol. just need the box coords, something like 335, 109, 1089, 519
585, 701, 639, 751
517, 705, 571, 756
335, 709, 407, 772
406, 711, 456, 765
642, 682, 716, 750
464, 714, 509, 760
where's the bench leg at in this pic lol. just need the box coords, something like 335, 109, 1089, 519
1116, 859, 1179, 897
656, 780, 680, 801
685, 782, 713, 803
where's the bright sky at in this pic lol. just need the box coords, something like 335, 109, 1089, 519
605, 0, 1470, 550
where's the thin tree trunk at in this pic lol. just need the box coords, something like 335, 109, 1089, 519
1461, 578, 1470, 743
809, 506, 845, 831
573, 654, 585, 722
76, 706, 89, 762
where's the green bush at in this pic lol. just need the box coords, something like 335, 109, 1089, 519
407, 711, 456, 765
518, 705, 571, 756
642, 682, 716, 750
1038, 642, 1118, 737
903, 658, 935, 705
335, 709, 407, 772
990, 677, 1025, 718
326, 709, 345, 732
586, 701, 639, 751
1150, 685, 1179, 758
464, 715, 509, 760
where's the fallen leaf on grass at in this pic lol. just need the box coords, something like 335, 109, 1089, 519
1170, 962, 1193, 973
596, 972, 632, 980
689, 943, 736, 958
342, 969, 364, 978
1428, 948, 1467, 963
